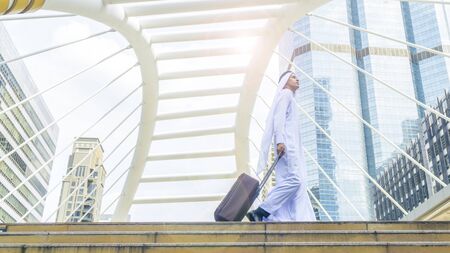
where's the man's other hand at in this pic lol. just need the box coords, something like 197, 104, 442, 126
277, 143, 286, 155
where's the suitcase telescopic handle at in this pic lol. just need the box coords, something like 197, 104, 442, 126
257, 152, 284, 192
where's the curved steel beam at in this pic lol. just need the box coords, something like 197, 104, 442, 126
42, 0, 159, 221
21, 0, 332, 221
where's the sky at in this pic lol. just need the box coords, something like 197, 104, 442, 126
1, 9, 281, 222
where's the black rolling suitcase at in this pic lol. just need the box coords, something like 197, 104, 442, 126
214, 155, 282, 221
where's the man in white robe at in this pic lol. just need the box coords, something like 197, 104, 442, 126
246, 71, 316, 222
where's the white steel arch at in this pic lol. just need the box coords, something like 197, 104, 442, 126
29, 0, 332, 221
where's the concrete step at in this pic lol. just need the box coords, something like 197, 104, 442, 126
1, 242, 450, 253
3, 222, 450, 232
0, 230, 449, 244
1, 222, 449, 253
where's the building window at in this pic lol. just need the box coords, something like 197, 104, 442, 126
427, 148, 433, 159
75, 166, 87, 177
434, 142, 440, 154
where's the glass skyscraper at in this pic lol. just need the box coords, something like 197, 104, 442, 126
402, 2, 450, 113
279, 0, 450, 220
280, 0, 373, 221
0, 23, 59, 222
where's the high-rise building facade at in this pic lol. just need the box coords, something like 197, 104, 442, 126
422, 92, 450, 193
348, 0, 419, 178
374, 137, 429, 220
0, 24, 59, 222
56, 137, 106, 222
278, 0, 450, 220
402, 2, 450, 114
375, 91, 450, 220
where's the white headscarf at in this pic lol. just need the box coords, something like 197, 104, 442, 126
256, 71, 294, 174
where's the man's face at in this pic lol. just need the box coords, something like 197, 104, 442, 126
285, 74, 299, 91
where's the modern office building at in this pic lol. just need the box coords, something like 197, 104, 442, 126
277, 0, 450, 220
374, 137, 429, 220
422, 92, 450, 192
375, 91, 450, 220
56, 137, 106, 222
347, 0, 420, 178
401, 2, 450, 115
0, 23, 59, 222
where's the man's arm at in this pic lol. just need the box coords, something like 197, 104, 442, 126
273, 90, 291, 155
